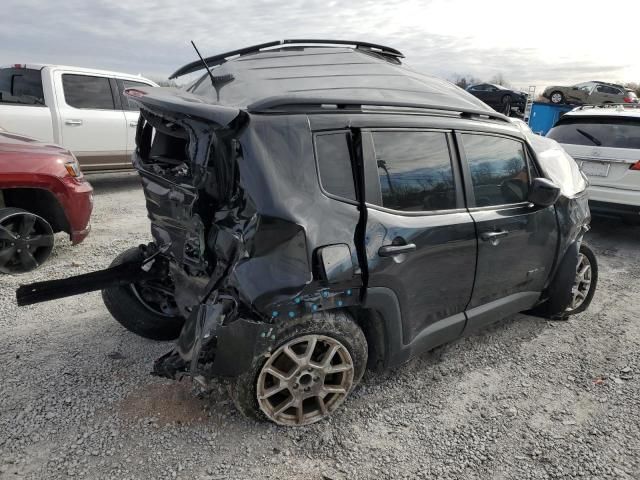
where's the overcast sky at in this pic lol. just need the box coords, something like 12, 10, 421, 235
1, 0, 636, 91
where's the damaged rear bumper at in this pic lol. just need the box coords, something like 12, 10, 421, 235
153, 302, 276, 379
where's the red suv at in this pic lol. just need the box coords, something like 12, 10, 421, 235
0, 130, 93, 273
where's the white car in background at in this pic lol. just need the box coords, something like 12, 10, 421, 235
547, 105, 640, 224
0, 64, 157, 172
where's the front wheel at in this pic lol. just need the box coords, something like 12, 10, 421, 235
0, 207, 54, 274
501, 95, 512, 116
550, 91, 565, 104
565, 242, 598, 315
229, 311, 368, 426
102, 247, 185, 340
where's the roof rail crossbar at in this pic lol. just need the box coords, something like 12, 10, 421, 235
169, 39, 405, 79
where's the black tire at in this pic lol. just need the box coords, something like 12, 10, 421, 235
530, 242, 597, 319
501, 95, 512, 116
0, 207, 54, 274
564, 242, 598, 315
229, 310, 368, 425
101, 247, 185, 340
550, 91, 565, 104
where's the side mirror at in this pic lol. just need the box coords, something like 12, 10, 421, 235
528, 177, 561, 207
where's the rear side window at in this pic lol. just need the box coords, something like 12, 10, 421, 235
121, 79, 151, 110
315, 132, 356, 201
0, 68, 45, 106
372, 131, 457, 212
62, 74, 114, 110
462, 134, 530, 207
548, 117, 640, 149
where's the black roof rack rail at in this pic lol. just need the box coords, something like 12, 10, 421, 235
572, 103, 640, 111
169, 39, 405, 79
246, 95, 511, 123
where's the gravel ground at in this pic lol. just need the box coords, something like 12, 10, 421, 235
1, 173, 639, 480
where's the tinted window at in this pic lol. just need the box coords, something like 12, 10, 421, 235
462, 134, 529, 207
121, 79, 151, 110
372, 131, 456, 212
548, 117, 640, 149
62, 74, 114, 109
596, 85, 621, 95
0, 68, 45, 106
315, 132, 356, 201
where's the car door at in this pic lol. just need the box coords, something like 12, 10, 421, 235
471, 84, 491, 103
456, 132, 559, 332
362, 128, 477, 350
568, 86, 591, 104
55, 72, 128, 171
117, 78, 154, 157
484, 85, 502, 107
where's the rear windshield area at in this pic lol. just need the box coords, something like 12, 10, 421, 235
547, 116, 640, 149
0, 67, 45, 106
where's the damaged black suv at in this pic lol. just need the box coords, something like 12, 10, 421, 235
17, 40, 597, 426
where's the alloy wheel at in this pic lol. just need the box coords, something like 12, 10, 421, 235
551, 92, 563, 104
257, 334, 354, 426
502, 96, 512, 116
566, 252, 592, 312
0, 210, 54, 274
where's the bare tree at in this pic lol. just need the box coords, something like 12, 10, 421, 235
451, 74, 480, 90
624, 82, 640, 96
489, 73, 509, 87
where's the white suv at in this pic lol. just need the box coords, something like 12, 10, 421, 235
547, 105, 640, 223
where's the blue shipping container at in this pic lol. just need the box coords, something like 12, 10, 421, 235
528, 102, 574, 136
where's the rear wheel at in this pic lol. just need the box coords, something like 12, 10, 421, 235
102, 247, 185, 340
229, 311, 367, 426
0, 207, 54, 274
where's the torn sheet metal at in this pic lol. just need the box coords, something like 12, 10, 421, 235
130, 90, 364, 380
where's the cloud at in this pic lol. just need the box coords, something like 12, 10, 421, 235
0, 0, 635, 89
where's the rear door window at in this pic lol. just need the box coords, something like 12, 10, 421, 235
547, 117, 640, 149
0, 67, 45, 106
314, 132, 356, 201
371, 131, 457, 212
461, 134, 530, 207
62, 74, 115, 110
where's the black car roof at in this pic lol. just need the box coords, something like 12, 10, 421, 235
168, 40, 502, 120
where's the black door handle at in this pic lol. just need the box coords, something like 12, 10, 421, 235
378, 243, 417, 257
480, 230, 509, 242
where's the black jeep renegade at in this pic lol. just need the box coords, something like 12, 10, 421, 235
18, 40, 596, 426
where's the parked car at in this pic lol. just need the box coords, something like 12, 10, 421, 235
0, 64, 157, 172
542, 81, 637, 106
547, 104, 640, 224
465, 83, 527, 115
16, 40, 596, 426
0, 130, 93, 273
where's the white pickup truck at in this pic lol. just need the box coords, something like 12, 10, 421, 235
0, 64, 157, 171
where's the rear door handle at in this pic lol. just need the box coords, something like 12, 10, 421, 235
480, 230, 509, 245
65, 119, 83, 126
129, 121, 138, 127
378, 243, 416, 257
